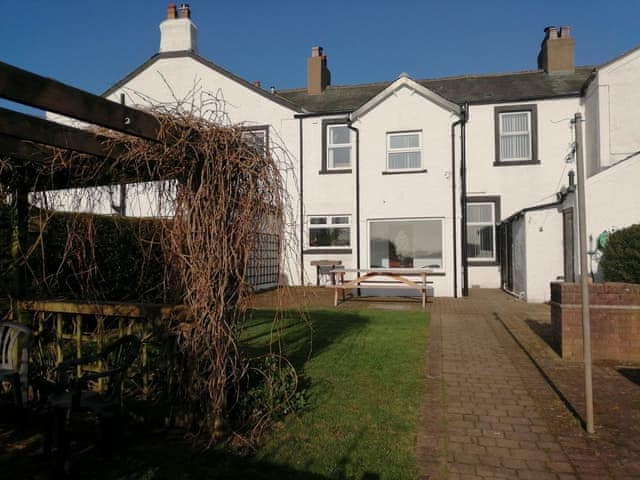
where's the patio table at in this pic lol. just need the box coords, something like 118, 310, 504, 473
331, 268, 432, 309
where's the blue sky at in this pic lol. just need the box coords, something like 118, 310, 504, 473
2, 0, 640, 96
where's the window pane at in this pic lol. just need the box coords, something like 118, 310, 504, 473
329, 147, 351, 168
501, 112, 529, 133
332, 216, 349, 224
389, 133, 419, 149
370, 219, 442, 269
388, 151, 421, 170
467, 204, 493, 223
310, 217, 327, 225
330, 126, 350, 145
241, 129, 267, 151
467, 225, 494, 258
500, 133, 530, 160
309, 227, 350, 247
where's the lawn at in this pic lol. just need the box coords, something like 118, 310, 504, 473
0, 307, 429, 479
248, 308, 429, 480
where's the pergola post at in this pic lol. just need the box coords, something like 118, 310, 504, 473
9, 163, 28, 310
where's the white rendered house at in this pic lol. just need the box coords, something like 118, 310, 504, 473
50, 6, 640, 301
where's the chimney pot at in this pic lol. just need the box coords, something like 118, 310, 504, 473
311, 46, 323, 57
270, 86, 276, 94
560, 25, 571, 38
178, 3, 191, 18
253, 80, 261, 88
167, 3, 177, 19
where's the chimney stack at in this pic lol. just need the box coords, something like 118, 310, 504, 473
307, 46, 331, 95
159, 3, 198, 53
538, 25, 574, 74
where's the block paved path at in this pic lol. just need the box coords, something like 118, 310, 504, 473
416, 291, 632, 480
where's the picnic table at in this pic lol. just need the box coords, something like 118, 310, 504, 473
331, 268, 432, 308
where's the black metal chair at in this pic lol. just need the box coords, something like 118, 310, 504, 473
0, 322, 33, 409
44, 334, 141, 475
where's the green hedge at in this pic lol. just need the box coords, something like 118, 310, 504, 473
601, 224, 640, 283
0, 208, 174, 303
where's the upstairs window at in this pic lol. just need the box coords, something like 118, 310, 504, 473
308, 215, 351, 248
386, 131, 422, 171
326, 125, 352, 170
494, 105, 538, 165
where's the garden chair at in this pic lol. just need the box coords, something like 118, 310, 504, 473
0, 322, 33, 408
44, 334, 141, 474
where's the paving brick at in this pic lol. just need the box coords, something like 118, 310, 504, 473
415, 289, 636, 480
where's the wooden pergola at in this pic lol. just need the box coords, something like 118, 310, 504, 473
0, 61, 179, 297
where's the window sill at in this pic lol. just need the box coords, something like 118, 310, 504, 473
493, 160, 540, 167
319, 169, 352, 175
304, 248, 352, 255
382, 169, 427, 175
467, 260, 500, 267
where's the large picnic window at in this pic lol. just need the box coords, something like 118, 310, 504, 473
369, 218, 443, 270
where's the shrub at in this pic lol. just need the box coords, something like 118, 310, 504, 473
601, 224, 640, 283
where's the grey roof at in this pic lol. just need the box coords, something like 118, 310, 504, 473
276, 67, 595, 114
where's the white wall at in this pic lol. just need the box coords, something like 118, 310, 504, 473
523, 209, 564, 302
586, 47, 640, 172
350, 85, 460, 297
586, 155, 640, 279
466, 97, 581, 218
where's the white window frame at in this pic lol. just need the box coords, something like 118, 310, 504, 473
326, 124, 353, 170
307, 215, 351, 249
367, 217, 445, 272
466, 202, 496, 262
241, 126, 268, 154
385, 131, 423, 171
498, 111, 532, 162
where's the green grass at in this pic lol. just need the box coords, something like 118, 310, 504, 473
246, 308, 430, 480
0, 307, 429, 479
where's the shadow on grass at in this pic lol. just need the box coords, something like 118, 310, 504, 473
243, 309, 371, 370
0, 406, 380, 480
524, 318, 562, 356
617, 368, 640, 387
2, 310, 377, 480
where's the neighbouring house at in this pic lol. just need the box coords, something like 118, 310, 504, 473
48, 4, 640, 301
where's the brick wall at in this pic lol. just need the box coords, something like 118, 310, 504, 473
550, 282, 640, 361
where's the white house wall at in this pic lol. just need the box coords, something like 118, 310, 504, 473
301, 114, 356, 284
523, 209, 564, 302
587, 47, 640, 171
465, 97, 582, 289
351, 85, 459, 297
586, 155, 640, 279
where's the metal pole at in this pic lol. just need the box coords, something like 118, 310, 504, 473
574, 112, 595, 434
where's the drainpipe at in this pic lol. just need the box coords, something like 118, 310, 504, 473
460, 103, 469, 296
451, 116, 463, 298
347, 119, 361, 285
299, 117, 304, 285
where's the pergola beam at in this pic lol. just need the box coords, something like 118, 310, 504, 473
0, 106, 124, 159
0, 61, 160, 140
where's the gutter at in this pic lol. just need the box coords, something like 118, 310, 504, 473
294, 110, 353, 119
498, 188, 573, 225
